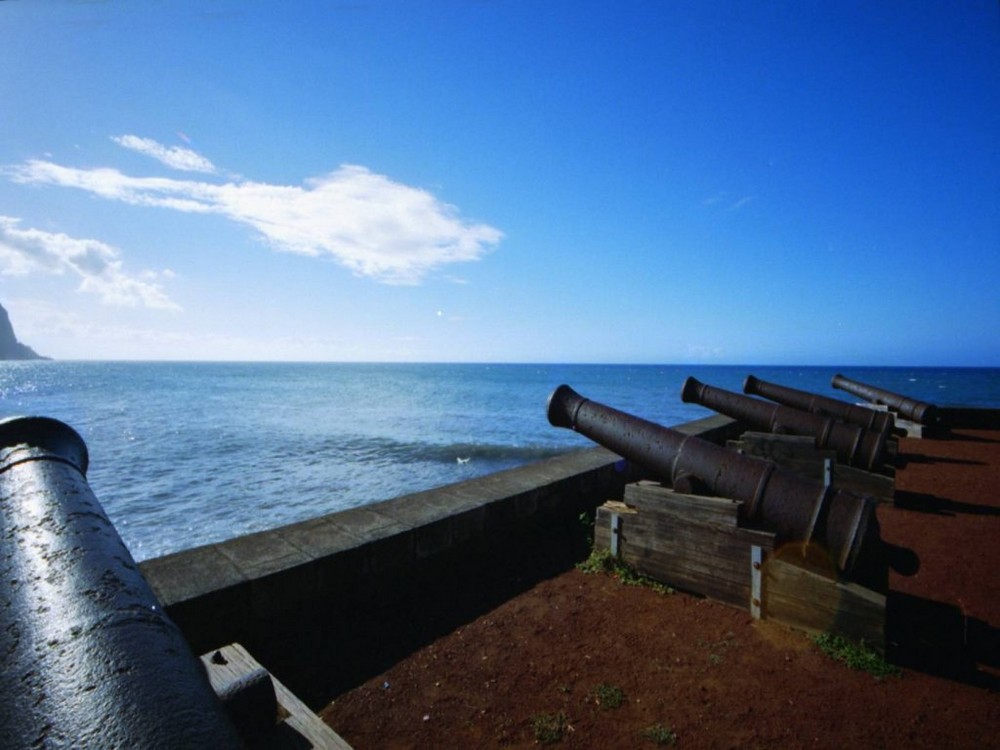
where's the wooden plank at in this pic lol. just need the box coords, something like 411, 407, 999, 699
763, 557, 885, 650
594, 485, 885, 649
624, 482, 742, 529
731, 434, 894, 503
829, 464, 895, 504
594, 502, 636, 551
731, 433, 831, 462
201, 643, 353, 750
595, 495, 778, 609
618, 507, 752, 607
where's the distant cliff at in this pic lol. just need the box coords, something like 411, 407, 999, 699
0, 303, 46, 360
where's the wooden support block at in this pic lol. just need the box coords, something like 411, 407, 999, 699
730, 433, 895, 503
763, 556, 885, 651
827, 463, 895, 504
893, 418, 922, 438
597, 485, 774, 609
593, 481, 887, 651
729, 432, 832, 463
624, 481, 742, 529
201, 643, 354, 750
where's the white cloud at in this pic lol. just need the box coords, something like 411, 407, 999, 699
0, 216, 180, 310
112, 134, 218, 174
9, 158, 503, 285
685, 343, 725, 359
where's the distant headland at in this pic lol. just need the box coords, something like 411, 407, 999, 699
0, 303, 47, 360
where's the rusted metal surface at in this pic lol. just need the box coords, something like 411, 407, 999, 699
0, 416, 245, 750
743, 374, 898, 438
683, 377, 891, 473
831, 373, 939, 425
547, 385, 884, 587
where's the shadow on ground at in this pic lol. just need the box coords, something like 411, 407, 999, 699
886, 591, 999, 691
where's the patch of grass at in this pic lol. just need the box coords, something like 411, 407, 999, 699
813, 633, 900, 678
641, 723, 678, 746
698, 630, 738, 667
531, 712, 568, 744
576, 549, 673, 594
589, 682, 626, 710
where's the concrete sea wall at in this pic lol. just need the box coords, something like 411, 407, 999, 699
140, 414, 739, 704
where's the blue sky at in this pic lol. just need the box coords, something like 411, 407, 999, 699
1, 1, 997, 365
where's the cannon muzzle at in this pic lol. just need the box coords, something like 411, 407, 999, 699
831, 373, 939, 425
743, 374, 897, 438
683, 376, 891, 472
547, 385, 884, 586
0, 417, 245, 750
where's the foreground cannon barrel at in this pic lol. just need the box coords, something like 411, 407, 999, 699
744, 374, 897, 438
547, 386, 883, 584
0, 417, 245, 750
831, 373, 939, 425
683, 377, 890, 472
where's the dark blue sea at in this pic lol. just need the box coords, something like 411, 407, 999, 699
2, 362, 998, 561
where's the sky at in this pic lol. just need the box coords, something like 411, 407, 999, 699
1, 1, 997, 366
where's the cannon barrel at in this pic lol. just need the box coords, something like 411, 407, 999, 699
0, 417, 246, 750
547, 385, 883, 585
831, 373, 939, 425
744, 374, 897, 438
682, 377, 890, 472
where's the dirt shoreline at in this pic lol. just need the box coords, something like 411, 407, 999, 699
321, 430, 1000, 749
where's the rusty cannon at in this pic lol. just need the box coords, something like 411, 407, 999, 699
744, 374, 899, 438
831, 373, 939, 426
0, 417, 247, 750
682, 376, 892, 473
547, 385, 885, 587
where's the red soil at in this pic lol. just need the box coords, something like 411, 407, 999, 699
321, 430, 1000, 749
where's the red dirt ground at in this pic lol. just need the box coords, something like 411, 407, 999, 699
321, 430, 1000, 749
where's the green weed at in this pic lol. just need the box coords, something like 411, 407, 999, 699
813, 633, 900, 678
641, 723, 678, 746
589, 682, 626, 710
576, 549, 673, 594
531, 712, 568, 744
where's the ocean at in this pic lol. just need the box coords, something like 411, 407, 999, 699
2, 362, 997, 562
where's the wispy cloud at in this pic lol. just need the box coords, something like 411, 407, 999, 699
0, 216, 180, 310
9, 147, 503, 285
702, 191, 755, 211
686, 343, 725, 359
728, 195, 755, 211
111, 134, 218, 173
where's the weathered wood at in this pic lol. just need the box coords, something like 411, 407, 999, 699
201, 643, 354, 750
729, 433, 895, 503
624, 481, 742, 528
596, 485, 775, 608
728, 432, 833, 463
763, 556, 885, 650
593, 483, 886, 650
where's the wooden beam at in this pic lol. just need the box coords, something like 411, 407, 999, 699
201, 643, 354, 750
